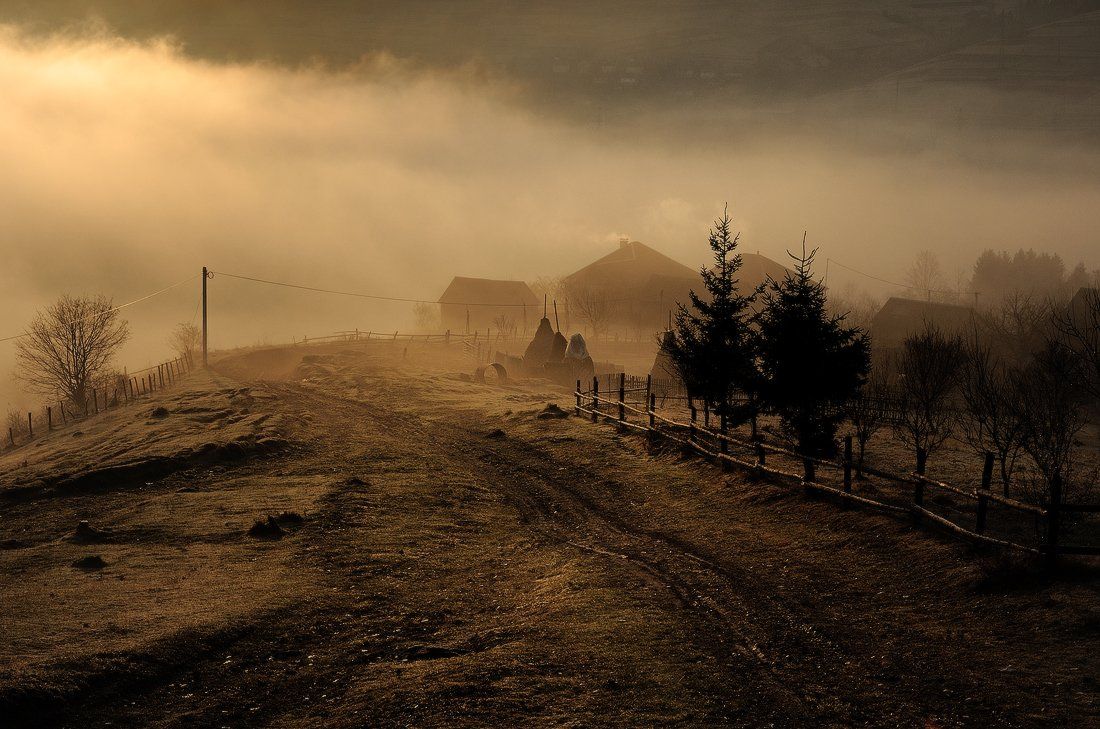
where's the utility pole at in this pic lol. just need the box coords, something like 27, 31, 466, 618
202, 266, 208, 367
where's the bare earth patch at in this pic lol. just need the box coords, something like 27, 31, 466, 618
1, 343, 1097, 727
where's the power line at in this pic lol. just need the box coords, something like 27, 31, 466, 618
826, 257, 975, 298
0, 274, 199, 344
210, 270, 666, 307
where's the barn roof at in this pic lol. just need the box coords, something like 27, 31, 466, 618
565, 239, 787, 292
871, 297, 975, 349
438, 277, 539, 306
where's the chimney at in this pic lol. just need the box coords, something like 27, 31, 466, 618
619, 236, 630, 249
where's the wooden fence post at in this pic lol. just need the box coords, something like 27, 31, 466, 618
1046, 473, 1062, 568
618, 372, 625, 423
575, 379, 582, 417
976, 451, 994, 534
47, 406, 52, 430
703, 401, 710, 429
843, 435, 853, 493
27, 412, 33, 438
60, 402, 67, 424
913, 447, 927, 517
8, 428, 13, 446
755, 443, 766, 467
648, 393, 656, 430
688, 399, 697, 445
719, 413, 728, 458
591, 377, 599, 423
645, 374, 651, 412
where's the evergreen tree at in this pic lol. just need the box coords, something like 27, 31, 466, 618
757, 239, 870, 478
668, 206, 760, 425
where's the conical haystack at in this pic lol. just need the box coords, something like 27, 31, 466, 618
649, 330, 680, 382
549, 331, 568, 362
522, 317, 557, 370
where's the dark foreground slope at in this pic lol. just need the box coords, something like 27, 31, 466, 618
2, 343, 1097, 727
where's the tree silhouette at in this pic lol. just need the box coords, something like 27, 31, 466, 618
16, 295, 129, 409
756, 240, 869, 479
667, 206, 760, 425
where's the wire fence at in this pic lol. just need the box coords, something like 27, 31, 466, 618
575, 373, 1100, 565
3, 352, 196, 453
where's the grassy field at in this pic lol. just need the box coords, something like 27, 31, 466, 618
1, 340, 1097, 726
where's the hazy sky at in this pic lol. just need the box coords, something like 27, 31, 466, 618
2, 24, 1099, 408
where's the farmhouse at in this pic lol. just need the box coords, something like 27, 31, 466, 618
437, 277, 539, 334
564, 238, 787, 335
870, 297, 975, 350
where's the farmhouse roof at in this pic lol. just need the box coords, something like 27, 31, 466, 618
437, 277, 539, 307
870, 297, 975, 348
565, 239, 787, 293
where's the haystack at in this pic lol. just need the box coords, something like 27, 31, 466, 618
522, 317, 557, 370
650, 330, 679, 381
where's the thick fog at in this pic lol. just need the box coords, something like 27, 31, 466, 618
2, 25, 1099, 409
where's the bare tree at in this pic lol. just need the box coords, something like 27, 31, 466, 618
1053, 287, 1100, 402
960, 331, 1025, 495
568, 284, 613, 341
827, 282, 881, 334
412, 302, 441, 332
16, 295, 129, 409
893, 325, 965, 473
905, 250, 944, 302
1013, 340, 1088, 502
976, 292, 1054, 365
529, 276, 568, 330
845, 357, 892, 479
168, 322, 201, 363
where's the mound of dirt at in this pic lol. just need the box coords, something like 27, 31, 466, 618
150, 407, 170, 419
72, 555, 106, 570
247, 512, 305, 539
536, 403, 569, 420
248, 517, 285, 539
70, 521, 110, 543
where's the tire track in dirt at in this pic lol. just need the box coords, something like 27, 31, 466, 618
268, 381, 873, 725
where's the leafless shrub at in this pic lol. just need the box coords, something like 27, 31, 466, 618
15, 295, 129, 408
1053, 286, 1100, 402
893, 325, 965, 472
491, 313, 516, 338
845, 356, 891, 479
167, 322, 201, 363
1012, 340, 1088, 502
6, 409, 27, 438
412, 303, 441, 332
960, 331, 1025, 495
976, 292, 1054, 365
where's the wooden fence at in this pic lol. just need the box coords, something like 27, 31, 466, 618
575, 373, 1100, 565
4, 352, 196, 452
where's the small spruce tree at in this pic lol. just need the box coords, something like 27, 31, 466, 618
757, 239, 870, 479
668, 206, 760, 426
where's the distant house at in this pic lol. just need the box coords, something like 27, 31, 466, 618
564, 238, 787, 335
437, 277, 539, 334
870, 297, 975, 350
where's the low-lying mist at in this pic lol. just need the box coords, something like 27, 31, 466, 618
2, 25, 1099, 408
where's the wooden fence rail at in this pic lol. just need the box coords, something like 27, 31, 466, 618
574, 374, 1099, 565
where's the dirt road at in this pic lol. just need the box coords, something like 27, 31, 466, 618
3, 345, 1098, 727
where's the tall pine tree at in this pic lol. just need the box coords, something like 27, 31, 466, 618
668, 207, 760, 425
757, 239, 870, 478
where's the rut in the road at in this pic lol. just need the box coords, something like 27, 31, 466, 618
272, 380, 1002, 727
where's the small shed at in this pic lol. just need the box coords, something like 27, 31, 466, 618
437, 277, 540, 334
